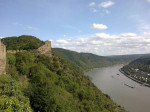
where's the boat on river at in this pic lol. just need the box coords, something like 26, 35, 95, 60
124, 83, 135, 88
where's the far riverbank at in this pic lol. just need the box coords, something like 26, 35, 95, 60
119, 68, 150, 87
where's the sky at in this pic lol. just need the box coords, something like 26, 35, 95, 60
0, 0, 150, 56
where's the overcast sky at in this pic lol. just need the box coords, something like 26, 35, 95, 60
0, 0, 150, 56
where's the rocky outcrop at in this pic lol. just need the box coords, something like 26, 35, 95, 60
0, 39, 6, 75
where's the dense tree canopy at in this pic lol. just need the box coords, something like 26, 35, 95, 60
0, 51, 126, 112
0, 75, 33, 112
2, 35, 44, 50
0, 36, 126, 111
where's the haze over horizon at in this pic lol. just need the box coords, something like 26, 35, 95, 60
0, 0, 150, 55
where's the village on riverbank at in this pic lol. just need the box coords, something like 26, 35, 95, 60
120, 67, 150, 87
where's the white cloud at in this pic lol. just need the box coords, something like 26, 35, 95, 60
91, 8, 98, 13
13, 22, 38, 30
78, 30, 82, 33
143, 32, 150, 36
56, 40, 69, 44
95, 33, 110, 38
99, 1, 115, 8
89, 2, 112, 14
140, 25, 150, 30
25, 25, 37, 30
91, 23, 108, 30
105, 10, 110, 14
63, 35, 66, 37
129, 15, 150, 32
120, 33, 137, 37
52, 32, 150, 56
89, 2, 96, 6
147, 0, 150, 2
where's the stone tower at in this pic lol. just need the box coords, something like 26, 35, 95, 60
37, 41, 52, 56
0, 39, 6, 75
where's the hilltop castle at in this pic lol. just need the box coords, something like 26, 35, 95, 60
0, 39, 6, 75
0, 39, 51, 75
37, 41, 52, 56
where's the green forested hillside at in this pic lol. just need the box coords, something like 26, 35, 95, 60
129, 57, 150, 67
2, 35, 44, 50
0, 51, 126, 112
122, 57, 150, 73
53, 48, 150, 71
53, 48, 123, 71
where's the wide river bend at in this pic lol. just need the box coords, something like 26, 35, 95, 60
85, 65, 150, 112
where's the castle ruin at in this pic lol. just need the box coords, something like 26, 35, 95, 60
0, 39, 6, 75
37, 41, 52, 56
0, 40, 51, 75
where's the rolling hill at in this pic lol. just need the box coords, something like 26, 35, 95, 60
53, 48, 122, 71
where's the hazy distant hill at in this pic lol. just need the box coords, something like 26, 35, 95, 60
108, 53, 150, 62
2, 35, 44, 50
53, 48, 123, 71
125, 57, 150, 72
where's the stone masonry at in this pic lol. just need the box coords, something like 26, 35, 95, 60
0, 40, 51, 75
37, 41, 52, 56
0, 39, 6, 75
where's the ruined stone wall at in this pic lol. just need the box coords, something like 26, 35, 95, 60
6, 41, 52, 56
0, 39, 6, 75
7, 50, 26, 54
0, 40, 51, 75
37, 41, 52, 56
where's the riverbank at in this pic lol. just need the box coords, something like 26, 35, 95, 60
84, 64, 125, 73
119, 69, 150, 87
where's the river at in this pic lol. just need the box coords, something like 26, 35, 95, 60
85, 65, 150, 112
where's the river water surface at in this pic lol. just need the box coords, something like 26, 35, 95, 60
85, 65, 150, 112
